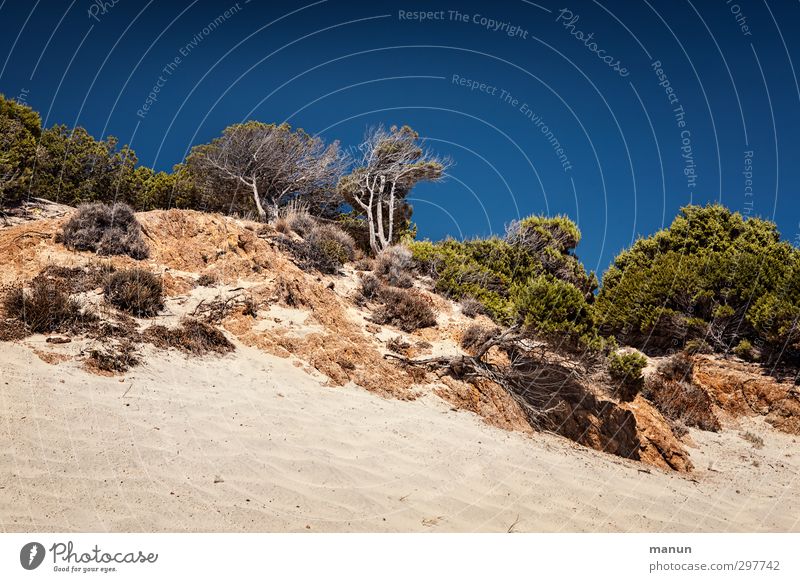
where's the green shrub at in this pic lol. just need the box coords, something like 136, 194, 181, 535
597, 204, 799, 362
409, 214, 598, 340
684, 338, 713, 355
733, 339, 758, 361
30, 125, 148, 208
608, 351, 647, 382
104, 269, 164, 316
511, 274, 595, 341
608, 350, 648, 400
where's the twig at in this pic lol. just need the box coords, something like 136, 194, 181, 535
507, 514, 521, 533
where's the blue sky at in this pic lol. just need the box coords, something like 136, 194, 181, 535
1, 0, 798, 275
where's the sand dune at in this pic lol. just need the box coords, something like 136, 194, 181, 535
2, 337, 798, 533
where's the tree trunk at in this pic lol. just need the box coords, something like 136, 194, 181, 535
251, 181, 266, 221
367, 206, 379, 255
375, 176, 391, 253
387, 180, 397, 247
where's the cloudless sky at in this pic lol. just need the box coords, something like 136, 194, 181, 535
1, 0, 798, 276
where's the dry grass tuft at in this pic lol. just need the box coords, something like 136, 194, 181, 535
2, 276, 95, 334
86, 340, 140, 373
740, 430, 765, 448
460, 296, 484, 318
372, 287, 437, 332
104, 269, 164, 317
375, 245, 414, 288
276, 201, 316, 237
144, 318, 234, 355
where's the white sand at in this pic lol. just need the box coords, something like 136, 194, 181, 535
1, 338, 798, 532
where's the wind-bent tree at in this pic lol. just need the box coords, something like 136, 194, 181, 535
185, 122, 345, 220
339, 125, 450, 254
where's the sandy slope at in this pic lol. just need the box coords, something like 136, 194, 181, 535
2, 338, 798, 533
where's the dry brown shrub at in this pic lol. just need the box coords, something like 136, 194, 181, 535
375, 246, 414, 288
643, 374, 721, 431
144, 318, 234, 355
2, 275, 95, 334
461, 323, 500, 352
196, 273, 218, 287
460, 296, 484, 318
354, 257, 375, 271
104, 269, 164, 317
61, 203, 149, 259
39, 263, 115, 293
387, 336, 412, 355
658, 352, 694, 381
86, 340, 140, 373
372, 287, 437, 332
359, 273, 382, 300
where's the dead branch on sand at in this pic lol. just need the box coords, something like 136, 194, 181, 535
385, 324, 588, 428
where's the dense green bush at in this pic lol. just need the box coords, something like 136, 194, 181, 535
733, 339, 758, 361
597, 204, 800, 364
0, 95, 41, 206
511, 274, 595, 340
409, 214, 600, 348
29, 125, 150, 207
608, 350, 648, 400
608, 351, 647, 382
